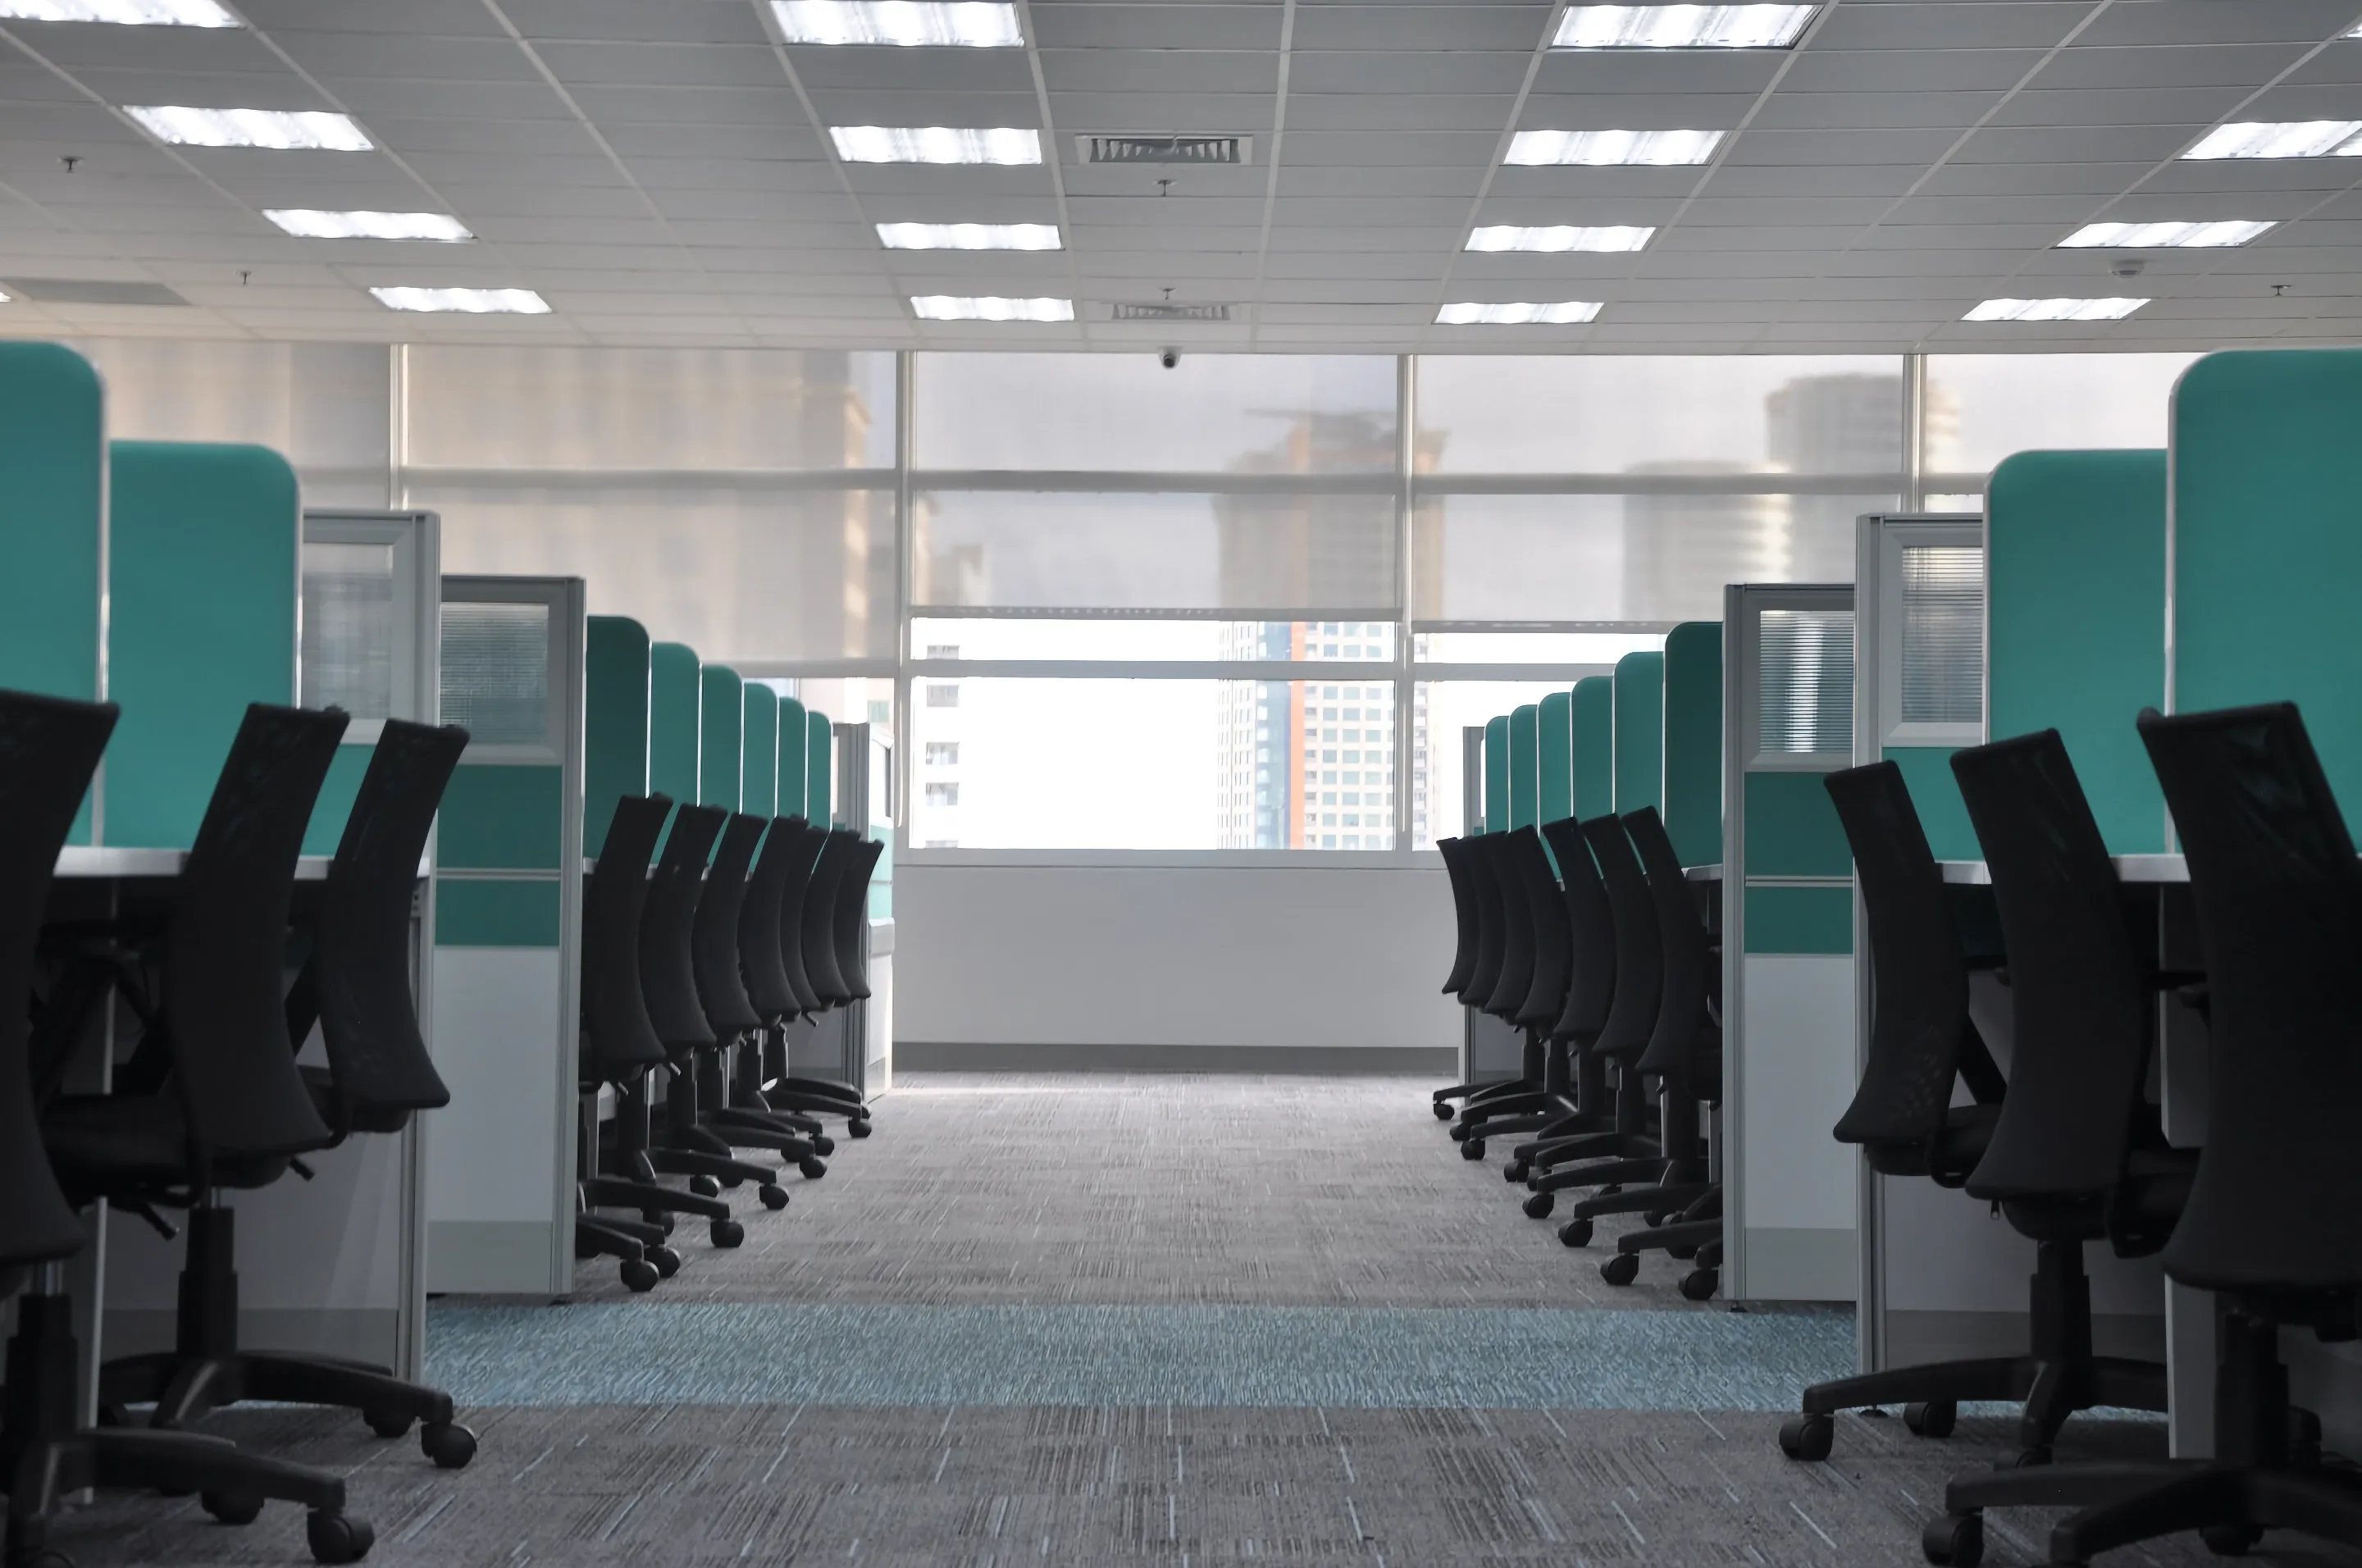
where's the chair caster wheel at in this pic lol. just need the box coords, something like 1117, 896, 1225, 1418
1503, 1160, 1527, 1183
759, 1183, 790, 1210
363, 1406, 411, 1439
648, 1244, 683, 1278
812, 1135, 836, 1155
1678, 1268, 1718, 1301
1598, 1184, 1621, 1198
1433, 1101, 1456, 1119
1448, 1122, 1471, 1142
799, 1155, 827, 1178
1922, 1511, 1983, 1566
422, 1420, 477, 1470
1522, 1191, 1554, 1219
689, 1175, 721, 1198
1668, 1243, 1698, 1260
1460, 1139, 1485, 1160
2200, 1524, 2261, 1556
2003, 1445, 2052, 1469
1599, 1252, 1640, 1287
1777, 1414, 1833, 1461
306, 1511, 374, 1565
1558, 1217, 1593, 1247
1644, 1209, 1666, 1227
709, 1219, 746, 1248
201, 1491, 264, 1525
1904, 1401, 1956, 1438
848, 1118, 873, 1137
622, 1257, 661, 1291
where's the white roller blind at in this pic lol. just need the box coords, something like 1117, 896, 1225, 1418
1758, 609, 1854, 756
1898, 545, 1983, 727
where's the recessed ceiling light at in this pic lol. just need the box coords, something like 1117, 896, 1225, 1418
125, 106, 372, 150
878, 221, 1060, 250
773, 0, 1020, 46
1466, 225, 1654, 253
267, 209, 472, 241
1963, 297, 2147, 322
1507, 128, 1725, 166
910, 295, 1073, 321
371, 286, 549, 314
1553, 4, 1817, 49
831, 125, 1040, 164
2058, 219, 2273, 249
1, 0, 235, 23
2182, 121, 2362, 160
1437, 301, 1603, 325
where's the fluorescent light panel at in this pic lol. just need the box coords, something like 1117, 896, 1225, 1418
267, 209, 472, 241
1466, 225, 1653, 253
1553, 4, 1817, 48
910, 295, 1073, 321
878, 221, 1060, 250
1507, 128, 1724, 166
832, 125, 1040, 164
1437, 301, 1603, 325
773, 0, 1019, 46
371, 286, 549, 314
2, 0, 235, 22
2182, 121, 2362, 159
2059, 219, 2272, 249
125, 105, 370, 150
1964, 297, 2147, 322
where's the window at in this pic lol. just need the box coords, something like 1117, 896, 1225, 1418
301, 542, 395, 719
925, 782, 960, 807
925, 742, 960, 766
1924, 353, 2200, 490
926, 683, 960, 708
440, 601, 553, 749
1899, 545, 1983, 727
1758, 609, 1855, 758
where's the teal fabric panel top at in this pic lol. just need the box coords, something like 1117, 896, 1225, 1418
742, 685, 777, 818
0, 344, 104, 721
777, 695, 809, 818
1885, 744, 1977, 861
302, 747, 372, 857
1987, 449, 2168, 853
1612, 651, 1665, 814
2175, 350, 2362, 803
1507, 704, 1539, 828
806, 709, 833, 827
1662, 622, 1723, 866
107, 440, 297, 849
700, 664, 743, 812
648, 642, 702, 806
1571, 676, 1613, 819
1537, 691, 1573, 823
583, 617, 651, 858
1482, 714, 1508, 833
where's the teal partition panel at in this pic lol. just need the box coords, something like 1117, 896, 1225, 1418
2174, 350, 2362, 801
1571, 676, 1613, 818
1612, 651, 1665, 814
700, 664, 743, 814
1507, 704, 1539, 829
1482, 715, 1508, 832
806, 709, 834, 827
1538, 691, 1573, 823
1987, 451, 2167, 851
777, 695, 809, 818
743, 685, 777, 818
583, 617, 651, 857
108, 441, 298, 849
1662, 623, 1723, 866
437, 767, 565, 945
649, 642, 701, 808
1883, 746, 1978, 861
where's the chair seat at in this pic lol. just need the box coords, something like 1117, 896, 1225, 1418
43, 1093, 293, 1200
296, 1064, 413, 1137
1866, 1101, 2001, 1184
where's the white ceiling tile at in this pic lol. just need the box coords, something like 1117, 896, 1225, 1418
498, 0, 772, 46
1285, 95, 1515, 134
1037, 50, 1277, 95
1292, 6, 1548, 52
2035, 43, 2314, 91
1752, 91, 2008, 131
532, 43, 786, 90
1808, 4, 2086, 53
1778, 48, 2049, 93
1290, 52, 1534, 96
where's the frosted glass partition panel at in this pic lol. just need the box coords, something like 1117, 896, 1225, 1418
1923, 353, 2201, 478
1417, 356, 1904, 474
914, 353, 1398, 472
440, 601, 554, 751
301, 541, 395, 720
1757, 609, 1854, 759
1897, 545, 1983, 727
913, 490, 1397, 613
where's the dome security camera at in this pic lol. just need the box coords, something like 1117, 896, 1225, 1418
1159, 348, 1179, 369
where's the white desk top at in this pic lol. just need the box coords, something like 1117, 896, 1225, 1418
1939, 854, 2188, 886
54, 848, 335, 881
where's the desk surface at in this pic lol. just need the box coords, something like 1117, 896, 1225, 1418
55, 847, 335, 881
1939, 854, 2187, 886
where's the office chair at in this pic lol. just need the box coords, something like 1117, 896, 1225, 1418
1929, 704, 2362, 1568
1499, 818, 1621, 1185
1430, 836, 1521, 1119
103, 718, 481, 1468
1435, 835, 1548, 1139
1448, 828, 1573, 1155
830, 835, 887, 1008
0, 691, 374, 1568
776, 829, 886, 1111
1448, 833, 1552, 1156
741, 818, 869, 1133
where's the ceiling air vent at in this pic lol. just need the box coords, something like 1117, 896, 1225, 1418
1078, 134, 1251, 166
3, 277, 187, 307
1110, 302, 1233, 323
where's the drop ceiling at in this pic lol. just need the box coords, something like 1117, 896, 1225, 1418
3, 0, 2362, 352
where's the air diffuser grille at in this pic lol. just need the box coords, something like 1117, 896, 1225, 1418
1078, 134, 1250, 165
1110, 302, 1233, 322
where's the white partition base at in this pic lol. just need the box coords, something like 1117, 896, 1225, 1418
426, 946, 568, 1296
1734, 953, 1858, 1302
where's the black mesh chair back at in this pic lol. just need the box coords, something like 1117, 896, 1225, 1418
773, 820, 829, 1014
832, 836, 885, 1001
165, 703, 345, 1160
1540, 818, 1616, 1042
1626, 808, 1715, 1084
1504, 827, 1571, 1030
0, 691, 117, 1270
1824, 761, 1981, 1154
581, 792, 671, 1076
1437, 837, 1483, 996
739, 816, 807, 1019
799, 831, 856, 1005
638, 803, 726, 1050
2137, 701, 2362, 1292
312, 718, 467, 1134
1459, 833, 1508, 1008
691, 812, 768, 1037
1480, 832, 1538, 1019
1581, 814, 1663, 1061
1950, 731, 2153, 1201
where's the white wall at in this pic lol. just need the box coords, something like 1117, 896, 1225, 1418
894, 859, 1460, 1053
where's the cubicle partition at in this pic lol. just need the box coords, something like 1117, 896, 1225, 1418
1481, 715, 1508, 832
1612, 652, 1664, 813
700, 663, 743, 814
777, 693, 809, 819
1463, 717, 1519, 1080
425, 576, 586, 1297
1662, 622, 1723, 868
1571, 675, 1612, 819
1537, 691, 1573, 829
743, 684, 778, 819
1720, 583, 1857, 1305
1507, 704, 1539, 830
806, 707, 834, 828
300, 510, 441, 855
1855, 513, 1983, 861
